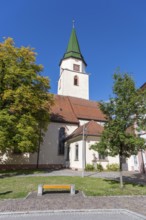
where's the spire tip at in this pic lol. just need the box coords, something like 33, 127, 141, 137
72, 19, 75, 28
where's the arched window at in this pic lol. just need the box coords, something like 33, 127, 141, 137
58, 127, 65, 155
74, 75, 79, 86
75, 144, 79, 161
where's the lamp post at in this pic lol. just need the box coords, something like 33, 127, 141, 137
141, 149, 145, 174
82, 124, 87, 178
138, 133, 146, 174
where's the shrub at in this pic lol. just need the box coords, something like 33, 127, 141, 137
85, 164, 95, 171
106, 163, 119, 171
96, 163, 104, 172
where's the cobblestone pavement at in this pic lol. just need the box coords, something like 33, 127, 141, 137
0, 192, 146, 217
0, 170, 146, 218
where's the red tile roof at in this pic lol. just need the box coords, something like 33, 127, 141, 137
140, 82, 146, 90
50, 95, 106, 124
50, 95, 78, 124
68, 96, 106, 121
66, 120, 104, 140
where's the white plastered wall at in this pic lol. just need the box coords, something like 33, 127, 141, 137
1, 122, 78, 166
79, 120, 105, 126
60, 58, 86, 73
0, 152, 30, 165
86, 136, 119, 170
127, 133, 146, 172
127, 155, 139, 171
58, 58, 89, 100
68, 135, 119, 170
29, 122, 78, 165
69, 139, 83, 169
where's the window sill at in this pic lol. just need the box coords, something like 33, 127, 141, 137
97, 159, 109, 162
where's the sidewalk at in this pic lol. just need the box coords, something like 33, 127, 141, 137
0, 210, 145, 220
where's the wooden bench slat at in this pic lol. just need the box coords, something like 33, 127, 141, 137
38, 184, 75, 196
43, 185, 71, 190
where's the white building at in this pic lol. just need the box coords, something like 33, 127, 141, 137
1, 26, 146, 172
39, 26, 119, 171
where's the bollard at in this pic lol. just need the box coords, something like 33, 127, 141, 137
37, 184, 43, 196
70, 184, 75, 195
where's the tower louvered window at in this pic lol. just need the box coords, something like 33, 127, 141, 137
73, 64, 80, 72
74, 75, 79, 86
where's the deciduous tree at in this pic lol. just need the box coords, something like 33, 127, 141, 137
91, 71, 146, 188
0, 38, 53, 153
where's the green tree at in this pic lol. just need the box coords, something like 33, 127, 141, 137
0, 38, 53, 154
91, 71, 146, 188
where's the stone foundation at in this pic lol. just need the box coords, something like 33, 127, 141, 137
0, 164, 64, 171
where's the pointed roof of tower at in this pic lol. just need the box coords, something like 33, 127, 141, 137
60, 26, 87, 66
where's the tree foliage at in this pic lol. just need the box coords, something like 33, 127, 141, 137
0, 38, 53, 153
91, 71, 146, 181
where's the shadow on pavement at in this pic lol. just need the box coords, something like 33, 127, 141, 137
0, 191, 13, 195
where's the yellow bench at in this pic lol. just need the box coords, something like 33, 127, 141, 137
37, 184, 75, 196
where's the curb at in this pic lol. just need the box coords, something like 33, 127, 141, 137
0, 209, 146, 219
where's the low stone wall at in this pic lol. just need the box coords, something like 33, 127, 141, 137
0, 164, 64, 171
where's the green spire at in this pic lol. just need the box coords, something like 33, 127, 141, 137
60, 26, 87, 66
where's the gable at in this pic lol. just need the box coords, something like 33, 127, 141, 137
66, 120, 104, 141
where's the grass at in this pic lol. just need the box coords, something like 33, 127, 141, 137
0, 175, 146, 199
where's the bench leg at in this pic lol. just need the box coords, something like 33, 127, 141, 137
70, 184, 75, 195
37, 184, 43, 196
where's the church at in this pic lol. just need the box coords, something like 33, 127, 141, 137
30, 26, 145, 172
30, 25, 117, 171
1, 26, 146, 172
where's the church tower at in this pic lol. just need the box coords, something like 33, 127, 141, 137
58, 24, 89, 100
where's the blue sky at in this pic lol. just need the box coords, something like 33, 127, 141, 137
1, 0, 146, 101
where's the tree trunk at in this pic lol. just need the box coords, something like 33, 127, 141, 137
119, 154, 124, 188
